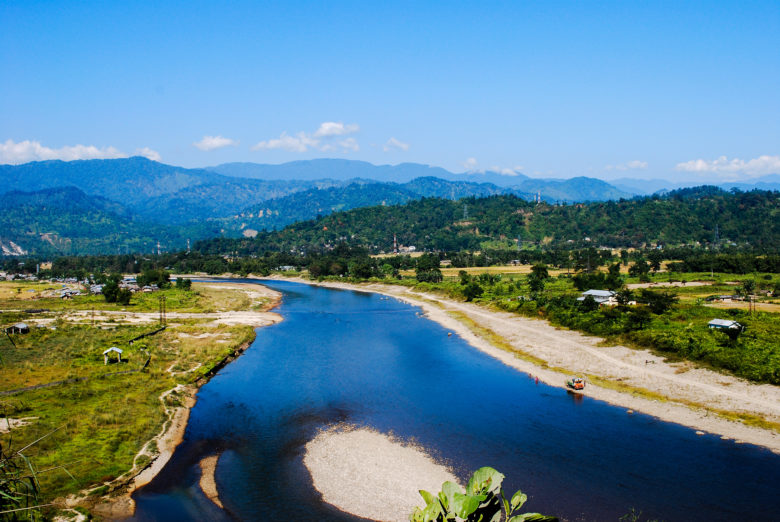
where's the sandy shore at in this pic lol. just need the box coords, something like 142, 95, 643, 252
304, 426, 459, 522
280, 278, 780, 454
199, 454, 223, 508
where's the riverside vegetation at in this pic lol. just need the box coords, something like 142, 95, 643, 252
6, 246, 780, 386
0, 279, 266, 518
411, 467, 557, 522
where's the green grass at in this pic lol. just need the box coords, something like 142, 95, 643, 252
0, 283, 261, 506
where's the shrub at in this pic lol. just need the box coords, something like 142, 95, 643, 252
411, 467, 557, 522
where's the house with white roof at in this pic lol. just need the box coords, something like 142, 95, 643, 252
577, 289, 617, 306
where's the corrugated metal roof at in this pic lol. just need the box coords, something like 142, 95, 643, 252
708, 319, 741, 328
582, 290, 615, 297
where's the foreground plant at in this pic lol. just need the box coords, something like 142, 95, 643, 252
410, 467, 558, 522
1, 438, 45, 520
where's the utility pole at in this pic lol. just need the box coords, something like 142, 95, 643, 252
158, 295, 166, 326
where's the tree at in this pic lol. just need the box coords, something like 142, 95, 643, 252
103, 280, 118, 303
348, 258, 376, 279
639, 289, 678, 314
628, 259, 651, 282
463, 282, 483, 301
528, 274, 546, 294
579, 295, 599, 312
116, 288, 132, 305
176, 277, 192, 290
626, 307, 652, 330
531, 263, 549, 280
615, 288, 634, 305
102, 274, 122, 303
416, 268, 443, 283
647, 250, 664, 272
137, 268, 171, 287
606, 263, 624, 290
416, 253, 441, 271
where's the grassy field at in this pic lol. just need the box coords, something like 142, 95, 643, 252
0, 281, 262, 509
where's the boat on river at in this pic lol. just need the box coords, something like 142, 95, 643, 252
567, 377, 585, 390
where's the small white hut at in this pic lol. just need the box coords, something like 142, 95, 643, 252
103, 346, 123, 364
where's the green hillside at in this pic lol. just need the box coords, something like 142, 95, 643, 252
0, 187, 185, 256
196, 187, 780, 255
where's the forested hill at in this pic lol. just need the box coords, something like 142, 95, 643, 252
212, 177, 521, 232
195, 187, 780, 255
0, 187, 185, 256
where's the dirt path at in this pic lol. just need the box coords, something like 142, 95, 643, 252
64, 309, 281, 327
283, 278, 780, 453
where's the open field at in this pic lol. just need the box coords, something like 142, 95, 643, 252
0, 280, 281, 516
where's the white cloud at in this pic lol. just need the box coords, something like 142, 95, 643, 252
313, 121, 359, 138
0, 139, 139, 164
606, 160, 648, 171
253, 122, 361, 154
462, 158, 525, 176
134, 147, 161, 161
339, 137, 360, 152
383, 137, 410, 152
462, 157, 479, 172
675, 155, 780, 177
193, 135, 238, 151
252, 131, 319, 153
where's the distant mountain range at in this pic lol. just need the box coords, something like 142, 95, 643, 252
610, 174, 780, 195
0, 157, 777, 256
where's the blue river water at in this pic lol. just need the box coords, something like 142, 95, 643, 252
131, 280, 780, 521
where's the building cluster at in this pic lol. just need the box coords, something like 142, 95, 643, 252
1, 271, 38, 282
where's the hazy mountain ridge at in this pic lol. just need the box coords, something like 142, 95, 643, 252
0, 158, 637, 230
611, 174, 780, 195
0, 157, 225, 206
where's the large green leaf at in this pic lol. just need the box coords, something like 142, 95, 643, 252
452, 492, 484, 518
467, 467, 505, 495
421, 498, 443, 521
419, 489, 436, 506
441, 481, 462, 509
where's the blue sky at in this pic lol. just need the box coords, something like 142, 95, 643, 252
1, 1, 778, 180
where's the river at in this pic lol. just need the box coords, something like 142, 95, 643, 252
131, 280, 780, 521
